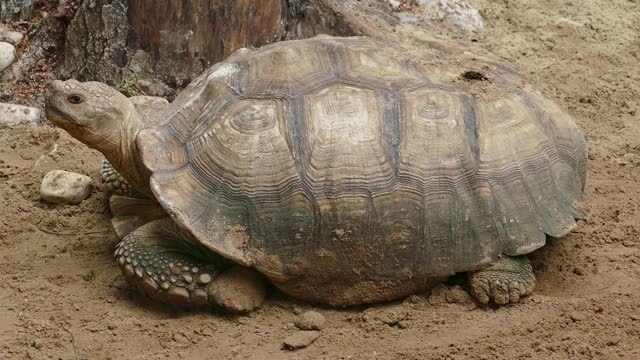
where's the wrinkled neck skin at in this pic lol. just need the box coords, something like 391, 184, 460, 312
95, 104, 152, 197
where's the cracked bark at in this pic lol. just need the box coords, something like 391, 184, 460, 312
61, 0, 470, 94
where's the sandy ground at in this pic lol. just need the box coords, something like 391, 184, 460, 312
1, 0, 640, 359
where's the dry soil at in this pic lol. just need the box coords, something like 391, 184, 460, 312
1, 0, 640, 359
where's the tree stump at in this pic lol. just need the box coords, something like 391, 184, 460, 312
61, 0, 484, 95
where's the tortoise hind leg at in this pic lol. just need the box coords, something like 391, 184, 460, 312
115, 218, 267, 312
468, 256, 535, 305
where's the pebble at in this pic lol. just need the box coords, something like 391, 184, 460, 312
40, 170, 93, 205
573, 266, 585, 276
399, 0, 484, 32
31, 339, 43, 350
0, 103, 41, 127
431, 0, 484, 33
294, 310, 326, 331
0, 28, 23, 44
0, 41, 16, 72
569, 312, 585, 322
282, 331, 321, 350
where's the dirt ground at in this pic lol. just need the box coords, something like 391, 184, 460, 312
1, 0, 640, 359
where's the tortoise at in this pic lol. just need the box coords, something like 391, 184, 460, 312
45, 36, 587, 312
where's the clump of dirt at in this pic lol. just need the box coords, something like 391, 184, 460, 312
1, 0, 640, 359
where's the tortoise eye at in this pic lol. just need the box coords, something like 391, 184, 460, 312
67, 94, 83, 104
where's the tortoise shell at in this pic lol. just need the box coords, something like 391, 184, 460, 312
138, 36, 586, 304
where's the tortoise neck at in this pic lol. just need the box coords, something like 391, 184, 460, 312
108, 104, 153, 197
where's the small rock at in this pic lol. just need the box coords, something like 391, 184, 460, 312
282, 331, 321, 350
436, 0, 484, 32
40, 170, 93, 205
569, 312, 585, 322
0, 28, 23, 44
387, 0, 402, 9
421, 0, 484, 32
0, 103, 40, 127
294, 310, 326, 331
31, 339, 43, 350
0, 42, 16, 72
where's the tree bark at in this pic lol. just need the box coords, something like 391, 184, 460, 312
126, 0, 288, 88
61, 0, 479, 95
62, 0, 369, 94
0, 0, 34, 21
63, 0, 129, 87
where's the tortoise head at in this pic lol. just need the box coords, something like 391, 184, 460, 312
46, 79, 151, 195
45, 80, 139, 152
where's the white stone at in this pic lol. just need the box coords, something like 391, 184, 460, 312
0, 28, 23, 44
435, 0, 484, 32
404, 0, 484, 33
0, 41, 16, 72
387, 0, 401, 9
40, 170, 93, 205
0, 102, 41, 127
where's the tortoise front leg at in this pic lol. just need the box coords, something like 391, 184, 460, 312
468, 256, 536, 305
115, 218, 267, 312
101, 159, 139, 197
101, 159, 167, 238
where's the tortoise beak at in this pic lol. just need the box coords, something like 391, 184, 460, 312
45, 81, 65, 124
46, 80, 70, 103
